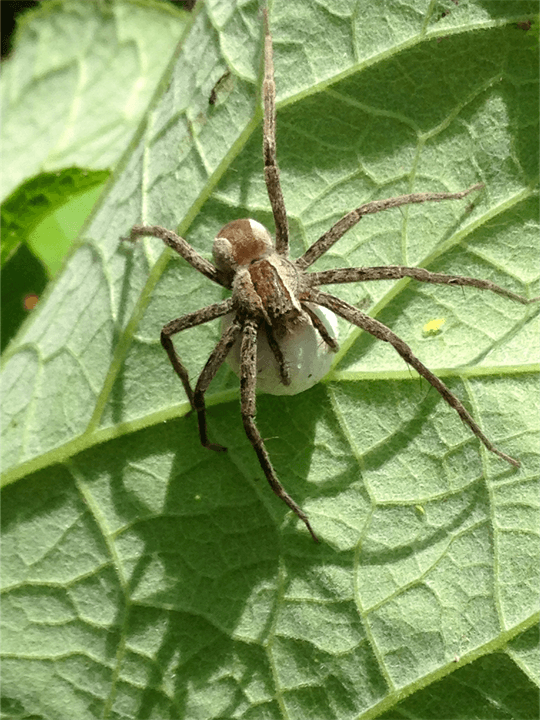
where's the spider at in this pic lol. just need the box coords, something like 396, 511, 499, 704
128, 9, 537, 543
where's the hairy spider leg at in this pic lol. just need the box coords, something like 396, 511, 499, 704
193, 317, 243, 452
159, 298, 235, 447
263, 324, 292, 385
296, 185, 484, 271
308, 266, 539, 305
301, 302, 340, 351
240, 318, 320, 541
262, 8, 289, 257
310, 288, 521, 467
130, 225, 231, 288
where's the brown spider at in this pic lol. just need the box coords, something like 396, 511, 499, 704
128, 9, 537, 543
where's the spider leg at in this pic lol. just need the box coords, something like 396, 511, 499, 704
160, 296, 234, 422
262, 8, 289, 257
296, 184, 483, 270
308, 266, 538, 305
128, 225, 230, 287
264, 324, 291, 385
309, 289, 521, 468
301, 302, 340, 351
240, 318, 319, 541
193, 316, 243, 452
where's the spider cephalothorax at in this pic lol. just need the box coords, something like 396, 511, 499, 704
128, 9, 537, 542
216, 218, 306, 333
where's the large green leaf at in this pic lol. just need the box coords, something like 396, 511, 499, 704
0, 0, 187, 201
0, 0, 188, 348
1, 1, 539, 718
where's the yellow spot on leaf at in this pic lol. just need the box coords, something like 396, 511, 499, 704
422, 318, 446, 336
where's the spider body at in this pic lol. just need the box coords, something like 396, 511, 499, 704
215, 218, 305, 334
221, 300, 338, 396
214, 217, 338, 393
127, 9, 537, 543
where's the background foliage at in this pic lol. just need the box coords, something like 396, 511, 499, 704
1, 1, 539, 718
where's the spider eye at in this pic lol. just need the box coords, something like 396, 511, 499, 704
213, 218, 273, 273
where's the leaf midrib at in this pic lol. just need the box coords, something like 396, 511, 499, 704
2, 354, 537, 489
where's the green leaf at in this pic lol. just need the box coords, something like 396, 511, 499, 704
1, 169, 109, 269
1, 170, 110, 353
1, 0, 188, 353
0, 0, 188, 201
1, 2, 539, 719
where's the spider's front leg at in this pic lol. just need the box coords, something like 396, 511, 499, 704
262, 8, 289, 257
240, 318, 319, 542
129, 225, 230, 287
296, 184, 483, 270
263, 324, 292, 386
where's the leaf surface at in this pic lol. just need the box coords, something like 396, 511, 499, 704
0, 0, 187, 200
1, 1, 539, 718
